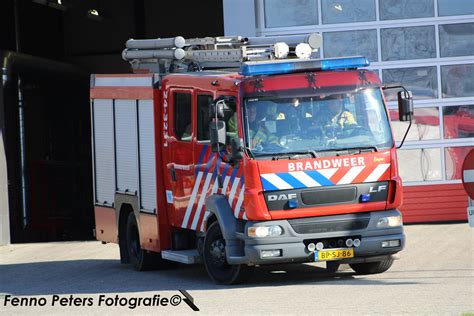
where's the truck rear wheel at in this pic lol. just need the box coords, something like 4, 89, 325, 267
126, 212, 160, 271
349, 258, 394, 275
203, 221, 252, 284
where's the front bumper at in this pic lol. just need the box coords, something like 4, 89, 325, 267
227, 209, 405, 265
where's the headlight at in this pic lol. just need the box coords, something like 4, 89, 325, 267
376, 215, 402, 228
248, 225, 283, 238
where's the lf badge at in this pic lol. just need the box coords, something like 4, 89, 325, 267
369, 185, 387, 193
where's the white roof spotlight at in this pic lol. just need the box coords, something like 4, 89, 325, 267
274, 42, 290, 59
295, 43, 312, 59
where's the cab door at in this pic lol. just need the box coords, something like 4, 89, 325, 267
165, 89, 195, 227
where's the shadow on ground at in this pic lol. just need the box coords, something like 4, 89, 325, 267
0, 259, 419, 296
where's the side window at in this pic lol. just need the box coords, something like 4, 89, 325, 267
197, 94, 213, 141
173, 92, 192, 141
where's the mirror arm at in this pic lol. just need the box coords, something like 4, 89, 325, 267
396, 118, 412, 149
214, 102, 220, 153
382, 85, 410, 95
244, 146, 254, 159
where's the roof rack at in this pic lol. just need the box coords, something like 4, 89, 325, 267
122, 33, 323, 75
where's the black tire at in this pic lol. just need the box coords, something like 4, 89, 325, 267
349, 258, 394, 275
203, 221, 253, 284
326, 261, 340, 274
126, 212, 161, 271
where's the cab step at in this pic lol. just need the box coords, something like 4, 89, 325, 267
161, 249, 202, 264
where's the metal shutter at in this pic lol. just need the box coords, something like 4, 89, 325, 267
115, 99, 139, 194
138, 100, 157, 212
93, 99, 115, 205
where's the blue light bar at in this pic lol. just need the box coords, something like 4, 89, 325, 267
321, 57, 370, 70
240, 56, 369, 76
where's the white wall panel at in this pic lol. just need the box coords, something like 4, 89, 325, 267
93, 99, 115, 205
138, 100, 157, 212
115, 99, 139, 194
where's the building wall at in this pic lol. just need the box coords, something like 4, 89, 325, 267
224, 0, 474, 222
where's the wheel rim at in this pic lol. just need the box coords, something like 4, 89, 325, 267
209, 239, 226, 268
206, 233, 234, 276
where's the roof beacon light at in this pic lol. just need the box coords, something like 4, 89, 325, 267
240, 56, 370, 76
274, 42, 289, 59
295, 43, 312, 59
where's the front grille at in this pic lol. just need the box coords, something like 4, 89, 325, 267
301, 187, 356, 205
289, 214, 370, 234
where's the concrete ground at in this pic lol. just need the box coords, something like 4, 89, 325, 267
0, 223, 473, 315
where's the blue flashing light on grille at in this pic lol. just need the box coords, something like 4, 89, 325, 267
240, 56, 369, 76
360, 194, 371, 203
288, 199, 298, 209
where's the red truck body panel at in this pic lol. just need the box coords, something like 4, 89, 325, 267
91, 69, 404, 252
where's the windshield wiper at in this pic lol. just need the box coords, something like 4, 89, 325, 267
274, 150, 318, 160
255, 150, 318, 160
334, 146, 378, 153
308, 146, 378, 156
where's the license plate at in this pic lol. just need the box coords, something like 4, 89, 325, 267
314, 248, 354, 261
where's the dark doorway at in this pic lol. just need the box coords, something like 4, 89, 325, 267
1, 0, 224, 243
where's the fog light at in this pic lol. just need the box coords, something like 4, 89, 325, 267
345, 239, 354, 247
307, 243, 316, 252
288, 199, 298, 208
316, 242, 324, 251
377, 215, 402, 228
360, 194, 371, 202
261, 249, 282, 258
353, 238, 361, 247
248, 225, 283, 238
381, 239, 400, 248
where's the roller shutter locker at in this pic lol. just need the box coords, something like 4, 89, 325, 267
92, 99, 115, 205
138, 100, 157, 212
115, 99, 139, 194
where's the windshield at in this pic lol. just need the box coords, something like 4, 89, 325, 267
243, 88, 393, 158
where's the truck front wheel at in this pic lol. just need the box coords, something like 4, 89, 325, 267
203, 221, 252, 284
126, 212, 160, 271
349, 258, 394, 275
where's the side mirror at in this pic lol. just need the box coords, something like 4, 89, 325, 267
231, 138, 244, 162
397, 90, 413, 122
209, 97, 236, 120
210, 120, 226, 152
383, 86, 414, 148
209, 101, 225, 120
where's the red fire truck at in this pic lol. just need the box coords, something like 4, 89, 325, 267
90, 34, 413, 284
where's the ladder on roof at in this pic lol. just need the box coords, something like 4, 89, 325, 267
122, 33, 322, 75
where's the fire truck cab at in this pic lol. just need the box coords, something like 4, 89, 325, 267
91, 34, 412, 284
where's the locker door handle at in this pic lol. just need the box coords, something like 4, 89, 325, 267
170, 166, 177, 182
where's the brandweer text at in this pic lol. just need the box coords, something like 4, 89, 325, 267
288, 157, 365, 171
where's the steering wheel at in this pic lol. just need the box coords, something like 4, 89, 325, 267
346, 125, 373, 137
304, 126, 324, 139
322, 125, 342, 138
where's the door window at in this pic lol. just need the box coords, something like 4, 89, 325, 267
197, 94, 213, 141
174, 92, 192, 141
